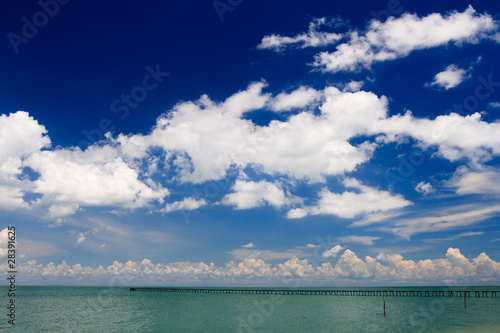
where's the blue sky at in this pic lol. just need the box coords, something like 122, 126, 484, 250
1, 0, 500, 286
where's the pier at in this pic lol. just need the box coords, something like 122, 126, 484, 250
129, 288, 498, 298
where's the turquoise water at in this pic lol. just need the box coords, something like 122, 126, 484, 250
0, 286, 499, 332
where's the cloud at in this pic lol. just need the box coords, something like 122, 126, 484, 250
322, 245, 345, 258
286, 208, 308, 219
1, 111, 168, 220
46, 203, 81, 220
380, 204, 500, 239
2, 78, 500, 224
350, 212, 404, 227
425, 231, 484, 244
455, 231, 483, 238
312, 6, 498, 73
343, 80, 365, 92
11, 248, 499, 285
372, 111, 500, 164
134, 83, 385, 184
415, 181, 435, 195
242, 242, 255, 248
426, 64, 471, 90
228, 248, 306, 261
25, 146, 169, 212
257, 17, 342, 51
0, 228, 9, 257
0, 83, 392, 220
222, 180, 287, 209
451, 167, 500, 195
119, 81, 271, 184
267, 87, 322, 112
289, 178, 411, 219
338, 235, 380, 245
0, 111, 50, 210
0, 112, 51, 172
488, 102, 500, 109
159, 197, 206, 213
425, 231, 484, 243
76, 232, 86, 244
276, 256, 315, 277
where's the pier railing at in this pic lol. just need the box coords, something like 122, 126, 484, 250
129, 288, 498, 298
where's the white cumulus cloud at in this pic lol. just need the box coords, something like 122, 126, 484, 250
322, 244, 345, 258
289, 178, 411, 219
315, 6, 498, 73
222, 180, 287, 210
0, 111, 51, 209
426, 64, 471, 90
415, 181, 435, 195
11, 248, 500, 285
262, 6, 498, 73
26, 146, 169, 210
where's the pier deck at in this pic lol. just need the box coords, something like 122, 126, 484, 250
129, 288, 498, 297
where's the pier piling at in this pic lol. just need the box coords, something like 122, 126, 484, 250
383, 295, 386, 316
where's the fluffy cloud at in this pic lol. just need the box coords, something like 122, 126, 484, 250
312, 6, 498, 72
46, 203, 81, 220
2, 77, 500, 224
222, 180, 287, 209
267, 87, 322, 112
322, 245, 345, 258
0, 228, 9, 257
415, 181, 435, 195
257, 17, 342, 51
10, 248, 499, 285
288, 178, 411, 219
426, 64, 471, 90
118, 81, 500, 190
26, 146, 169, 210
372, 111, 500, 164
0, 83, 402, 221
0, 111, 50, 173
132, 83, 385, 184
140, 82, 269, 184
0, 113, 171, 220
0, 111, 50, 209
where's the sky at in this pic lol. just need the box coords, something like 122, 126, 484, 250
1, 0, 500, 286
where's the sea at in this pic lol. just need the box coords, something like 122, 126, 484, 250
0, 286, 499, 332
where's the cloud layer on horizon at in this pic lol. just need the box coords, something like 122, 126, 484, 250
7, 247, 499, 286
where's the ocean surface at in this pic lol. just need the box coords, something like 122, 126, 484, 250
0, 286, 499, 332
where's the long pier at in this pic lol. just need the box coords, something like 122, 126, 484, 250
129, 288, 498, 298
